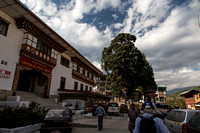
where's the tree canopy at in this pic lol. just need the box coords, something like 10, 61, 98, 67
101, 33, 157, 99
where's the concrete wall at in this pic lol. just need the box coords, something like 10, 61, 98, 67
0, 10, 23, 91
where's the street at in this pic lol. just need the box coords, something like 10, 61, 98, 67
72, 114, 129, 133
34, 114, 129, 133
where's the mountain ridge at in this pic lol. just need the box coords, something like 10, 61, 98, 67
167, 86, 196, 96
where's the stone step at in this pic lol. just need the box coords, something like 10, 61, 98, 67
15, 91, 64, 110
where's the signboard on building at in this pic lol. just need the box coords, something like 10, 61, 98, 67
0, 69, 11, 78
20, 56, 53, 74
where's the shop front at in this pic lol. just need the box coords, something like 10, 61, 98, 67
12, 55, 53, 98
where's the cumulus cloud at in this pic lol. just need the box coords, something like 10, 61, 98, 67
20, 0, 200, 91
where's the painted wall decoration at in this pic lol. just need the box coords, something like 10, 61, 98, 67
0, 69, 11, 78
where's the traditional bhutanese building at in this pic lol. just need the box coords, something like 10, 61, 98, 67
155, 86, 167, 103
0, 0, 110, 110
179, 88, 200, 110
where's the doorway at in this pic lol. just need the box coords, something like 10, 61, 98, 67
17, 70, 47, 94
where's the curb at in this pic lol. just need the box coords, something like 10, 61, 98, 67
0, 124, 41, 133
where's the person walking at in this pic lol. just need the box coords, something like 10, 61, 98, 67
95, 103, 106, 131
134, 105, 170, 133
120, 104, 125, 116
128, 103, 140, 133
142, 97, 154, 110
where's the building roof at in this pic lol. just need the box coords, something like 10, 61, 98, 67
157, 86, 167, 88
0, 0, 102, 75
179, 90, 199, 97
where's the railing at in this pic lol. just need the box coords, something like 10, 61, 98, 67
72, 69, 95, 85
21, 44, 57, 66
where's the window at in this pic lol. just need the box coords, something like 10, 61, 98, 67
80, 84, 83, 91
188, 113, 200, 130
51, 48, 57, 59
74, 81, 78, 90
85, 85, 88, 91
89, 87, 92, 91
82, 69, 85, 75
160, 97, 164, 101
0, 17, 9, 36
36, 40, 51, 56
87, 72, 90, 78
77, 65, 80, 72
61, 56, 69, 68
23, 33, 37, 48
91, 74, 94, 79
166, 110, 186, 122
60, 77, 66, 89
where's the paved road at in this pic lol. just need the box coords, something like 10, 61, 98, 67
72, 114, 129, 133
35, 114, 129, 133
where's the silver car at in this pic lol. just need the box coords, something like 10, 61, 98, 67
164, 109, 200, 133
107, 102, 120, 116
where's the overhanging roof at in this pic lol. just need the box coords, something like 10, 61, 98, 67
0, 0, 102, 75
179, 90, 199, 97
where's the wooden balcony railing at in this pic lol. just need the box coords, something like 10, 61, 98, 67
72, 69, 95, 86
20, 44, 57, 66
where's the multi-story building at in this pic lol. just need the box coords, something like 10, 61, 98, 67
0, 0, 110, 110
95, 74, 112, 96
155, 86, 167, 103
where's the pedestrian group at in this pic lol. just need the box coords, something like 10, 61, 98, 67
95, 98, 170, 133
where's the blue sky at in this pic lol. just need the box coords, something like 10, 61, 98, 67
20, 0, 200, 91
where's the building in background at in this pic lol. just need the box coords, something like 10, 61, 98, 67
155, 86, 167, 103
179, 90, 198, 110
95, 74, 112, 97
0, 0, 110, 111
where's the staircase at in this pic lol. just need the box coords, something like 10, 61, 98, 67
16, 91, 64, 110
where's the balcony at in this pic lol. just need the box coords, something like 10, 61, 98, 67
72, 69, 95, 86
20, 44, 56, 66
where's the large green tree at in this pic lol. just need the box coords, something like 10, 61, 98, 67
101, 33, 156, 99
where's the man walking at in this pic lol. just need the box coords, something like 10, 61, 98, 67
134, 106, 170, 133
128, 103, 140, 133
142, 97, 154, 110
95, 103, 106, 131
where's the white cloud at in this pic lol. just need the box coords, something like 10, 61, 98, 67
113, 23, 123, 29
20, 0, 200, 92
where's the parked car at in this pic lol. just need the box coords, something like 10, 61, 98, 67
107, 102, 120, 116
187, 112, 200, 133
40, 109, 75, 133
164, 109, 200, 133
120, 104, 128, 113
153, 103, 174, 119
153, 103, 174, 114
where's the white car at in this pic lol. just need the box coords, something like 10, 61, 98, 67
107, 102, 120, 116
164, 109, 200, 133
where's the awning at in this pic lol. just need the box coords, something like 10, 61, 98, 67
58, 89, 111, 101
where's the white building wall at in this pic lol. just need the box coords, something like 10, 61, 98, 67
0, 10, 24, 91
50, 53, 73, 95
50, 53, 95, 96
